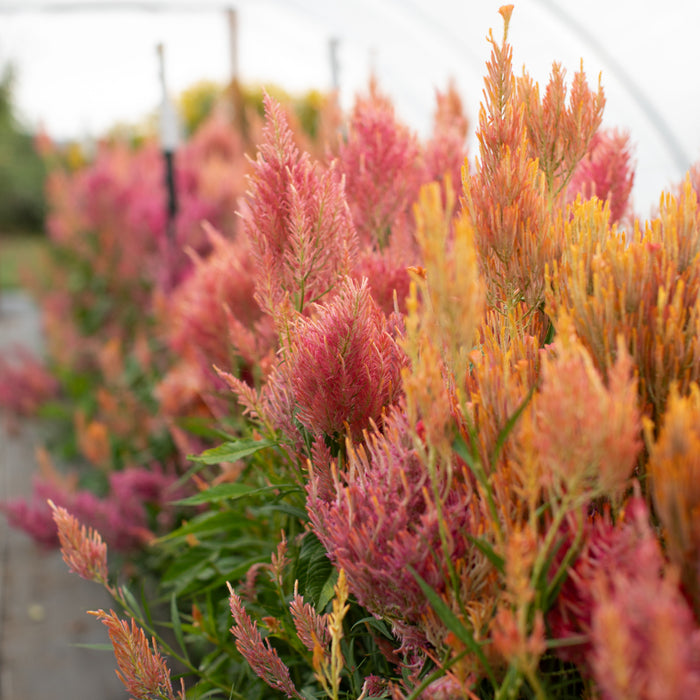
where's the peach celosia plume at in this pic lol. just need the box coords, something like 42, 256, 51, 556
48, 499, 108, 585
464, 4, 603, 313
547, 180, 700, 422
89, 609, 184, 700
647, 382, 700, 616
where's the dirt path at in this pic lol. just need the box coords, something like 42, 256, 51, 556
0, 291, 124, 700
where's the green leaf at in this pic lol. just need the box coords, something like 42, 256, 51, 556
119, 585, 143, 620
317, 569, 339, 610
407, 565, 496, 686
174, 483, 292, 506
189, 438, 277, 465
351, 615, 394, 640
162, 550, 212, 589
170, 593, 189, 664
452, 432, 479, 473
467, 534, 505, 573
256, 501, 307, 520
490, 384, 535, 466
295, 531, 334, 608
175, 415, 240, 442
157, 510, 248, 544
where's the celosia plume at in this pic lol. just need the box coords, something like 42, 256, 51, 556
547, 180, 700, 422
165, 223, 270, 371
423, 81, 470, 188
352, 247, 412, 316
289, 581, 330, 655
89, 609, 184, 700
226, 276, 407, 455
463, 307, 541, 474
567, 128, 635, 223
589, 564, 700, 699
317, 569, 350, 699
520, 321, 641, 502
243, 93, 357, 319
306, 407, 488, 650
518, 60, 605, 196
491, 525, 546, 676
409, 178, 484, 398
647, 382, 700, 616
463, 7, 550, 311
286, 276, 406, 441
0, 346, 60, 419
4, 465, 181, 552
465, 4, 603, 312
227, 582, 302, 698
547, 495, 662, 666
337, 79, 423, 249
48, 499, 109, 585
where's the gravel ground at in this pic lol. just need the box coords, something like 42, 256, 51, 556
0, 291, 124, 700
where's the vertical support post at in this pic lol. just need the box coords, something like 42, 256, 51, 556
329, 37, 340, 93
157, 43, 180, 288
227, 7, 239, 84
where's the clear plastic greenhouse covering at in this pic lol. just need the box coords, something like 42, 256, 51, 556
0, 0, 698, 211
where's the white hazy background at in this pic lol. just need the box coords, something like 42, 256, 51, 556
1, 0, 699, 216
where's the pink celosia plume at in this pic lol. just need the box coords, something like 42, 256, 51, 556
337, 80, 423, 250
0, 346, 60, 419
567, 128, 636, 224
286, 277, 406, 441
242, 93, 358, 319
306, 407, 479, 648
227, 582, 302, 699
289, 581, 331, 654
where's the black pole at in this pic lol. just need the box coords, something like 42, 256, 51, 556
163, 148, 177, 227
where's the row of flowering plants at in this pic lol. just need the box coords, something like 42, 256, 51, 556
3, 5, 700, 698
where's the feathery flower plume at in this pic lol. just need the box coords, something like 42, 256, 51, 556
462, 307, 541, 474
465, 5, 603, 313
227, 582, 302, 698
89, 609, 184, 700
491, 525, 546, 678
243, 93, 357, 319
289, 581, 330, 655
408, 178, 484, 403
165, 222, 271, 371
521, 321, 640, 501
286, 276, 406, 441
547, 495, 662, 666
337, 79, 423, 249
547, 179, 700, 422
0, 346, 60, 419
48, 499, 108, 585
315, 569, 350, 700
647, 382, 700, 616
517, 59, 605, 196
307, 407, 485, 650
74, 409, 111, 467
463, 6, 552, 311
589, 563, 700, 699
352, 248, 412, 316
269, 533, 289, 587
567, 128, 635, 224
423, 81, 470, 188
